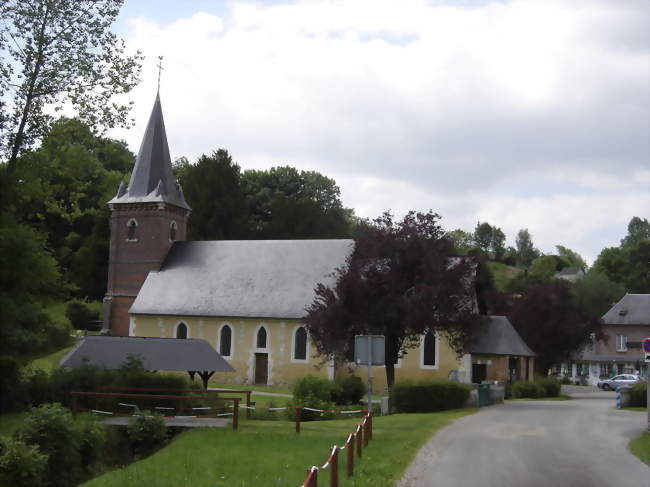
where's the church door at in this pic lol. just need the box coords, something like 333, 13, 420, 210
255, 353, 268, 384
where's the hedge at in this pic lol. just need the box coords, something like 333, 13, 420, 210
392, 380, 471, 413
511, 381, 541, 398
630, 382, 647, 408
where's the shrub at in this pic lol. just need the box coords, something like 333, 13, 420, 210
127, 411, 167, 457
536, 377, 561, 398
73, 414, 107, 470
630, 382, 647, 408
16, 403, 82, 487
0, 438, 48, 487
511, 381, 542, 398
65, 300, 100, 331
392, 380, 471, 413
290, 376, 338, 421
0, 355, 27, 413
332, 375, 366, 405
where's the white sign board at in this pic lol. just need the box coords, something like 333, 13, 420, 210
354, 335, 385, 366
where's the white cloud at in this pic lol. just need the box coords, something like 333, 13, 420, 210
110, 0, 649, 264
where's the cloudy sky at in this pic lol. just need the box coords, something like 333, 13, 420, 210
109, 0, 649, 264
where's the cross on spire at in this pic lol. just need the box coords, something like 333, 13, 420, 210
156, 56, 164, 92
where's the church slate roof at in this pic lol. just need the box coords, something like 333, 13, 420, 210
108, 94, 190, 210
130, 239, 355, 319
470, 315, 536, 357
59, 336, 234, 372
601, 294, 650, 325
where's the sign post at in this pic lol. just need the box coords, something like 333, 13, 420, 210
354, 335, 385, 413
642, 338, 650, 432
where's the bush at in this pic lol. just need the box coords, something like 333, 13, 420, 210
0, 355, 28, 413
511, 381, 542, 398
630, 382, 647, 408
65, 300, 100, 331
290, 376, 337, 421
16, 403, 82, 487
0, 438, 48, 487
74, 414, 107, 470
332, 375, 366, 405
392, 380, 471, 413
127, 411, 168, 457
536, 377, 561, 398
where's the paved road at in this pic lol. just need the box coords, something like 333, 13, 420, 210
399, 390, 648, 487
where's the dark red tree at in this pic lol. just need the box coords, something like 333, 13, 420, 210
304, 211, 482, 389
506, 280, 602, 374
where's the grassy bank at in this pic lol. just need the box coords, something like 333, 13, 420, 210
629, 432, 650, 466
83, 409, 475, 487
507, 394, 571, 402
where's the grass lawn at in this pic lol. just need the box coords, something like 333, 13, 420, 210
623, 407, 647, 412
486, 261, 520, 292
29, 344, 75, 372
83, 409, 476, 487
0, 412, 28, 437
629, 432, 650, 466
209, 381, 291, 395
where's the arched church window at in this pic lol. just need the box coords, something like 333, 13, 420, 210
220, 324, 232, 357
127, 218, 138, 241
176, 322, 188, 339
294, 327, 307, 360
256, 326, 267, 349
170, 221, 177, 241
422, 330, 436, 366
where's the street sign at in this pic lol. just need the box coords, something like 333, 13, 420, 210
642, 337, 650, 363
354, 335, 385, 365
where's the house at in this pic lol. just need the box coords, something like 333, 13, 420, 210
103, 94, 535, 389
554, 267, 584, 283
561, 294, 650, 385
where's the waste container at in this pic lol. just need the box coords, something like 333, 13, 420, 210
478, 383, 491, 407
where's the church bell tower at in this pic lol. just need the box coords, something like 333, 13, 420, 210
103, 94, 191, 336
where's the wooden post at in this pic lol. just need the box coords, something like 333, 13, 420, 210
296, 407, 303, 433
246, 391, 252, 419
363, 420, 369, 448
367, 411, 373, 441
347, 436, 354, 477
308, 469, 317, 487
356, 430, 362, 458
330, 447, 338, 487
233, 398, 239, 430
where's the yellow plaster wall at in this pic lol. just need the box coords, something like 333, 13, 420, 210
130, 315, 464, 390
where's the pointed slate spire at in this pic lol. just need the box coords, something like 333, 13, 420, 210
108, 94, 190, 210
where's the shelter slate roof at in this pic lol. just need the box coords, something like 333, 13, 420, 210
601, 294, 650, 325
108, 94, 189, 210
470, 315, 536, 357
130, 239, 355, 319
59, 336, 234, 372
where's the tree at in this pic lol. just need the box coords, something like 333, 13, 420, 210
515, 228, 539, 268
555, 245, 587, 271
0, 0, 142, 174
507, 280, 602, 374
304, 211, 482, 390
490, 227, 506, 261
182, 150, 249, 240
620, 216, 650, 248
447, 229, 474, 255
242, 166, 353, 239
528, 255, 560, 282
473, 222, 493, 253
572, 270, 625, 320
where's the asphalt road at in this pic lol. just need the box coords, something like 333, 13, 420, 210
399, 389, 648, 487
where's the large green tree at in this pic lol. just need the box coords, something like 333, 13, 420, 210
515, 228, 539, 268
572, 270, 626, 320
0, 0, 142, 173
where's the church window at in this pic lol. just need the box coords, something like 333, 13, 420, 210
176, 322, 188, 339
256, 326, 267, 349
127, 218, 138, 241
422, 330, 437, 367
219, 324, 232, 357
293, 327, 308, 361
170, 221, 177, 241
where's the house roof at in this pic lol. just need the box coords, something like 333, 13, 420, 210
470, 315, 536, 357
59, 336, 234, 372
108, 94, 190, 210
601, 294, 650, 325
130, 239, 354, 319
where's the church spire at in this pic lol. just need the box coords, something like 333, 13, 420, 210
108, 94, 189, 210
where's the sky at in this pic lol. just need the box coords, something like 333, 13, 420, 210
109, 0, 650, 264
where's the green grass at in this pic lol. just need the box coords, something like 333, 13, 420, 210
83, 409, 475, 487
507, 394, 571, 401
486, 261, 520, 292
0, 412, 28, 437
29, 344, 75, 372
209, 381, 291, 395
629, 432, 650, 466
624, 407, 648, 412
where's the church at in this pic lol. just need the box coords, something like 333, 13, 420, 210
102, 94, 535, 390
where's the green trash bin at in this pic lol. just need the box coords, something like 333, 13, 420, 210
478, 383, 491, 407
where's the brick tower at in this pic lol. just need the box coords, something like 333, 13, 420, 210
103, 94, 190, 336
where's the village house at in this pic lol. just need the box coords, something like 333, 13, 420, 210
102, 94, 535, 390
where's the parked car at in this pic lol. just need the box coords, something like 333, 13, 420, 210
597, 374, 645, 390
